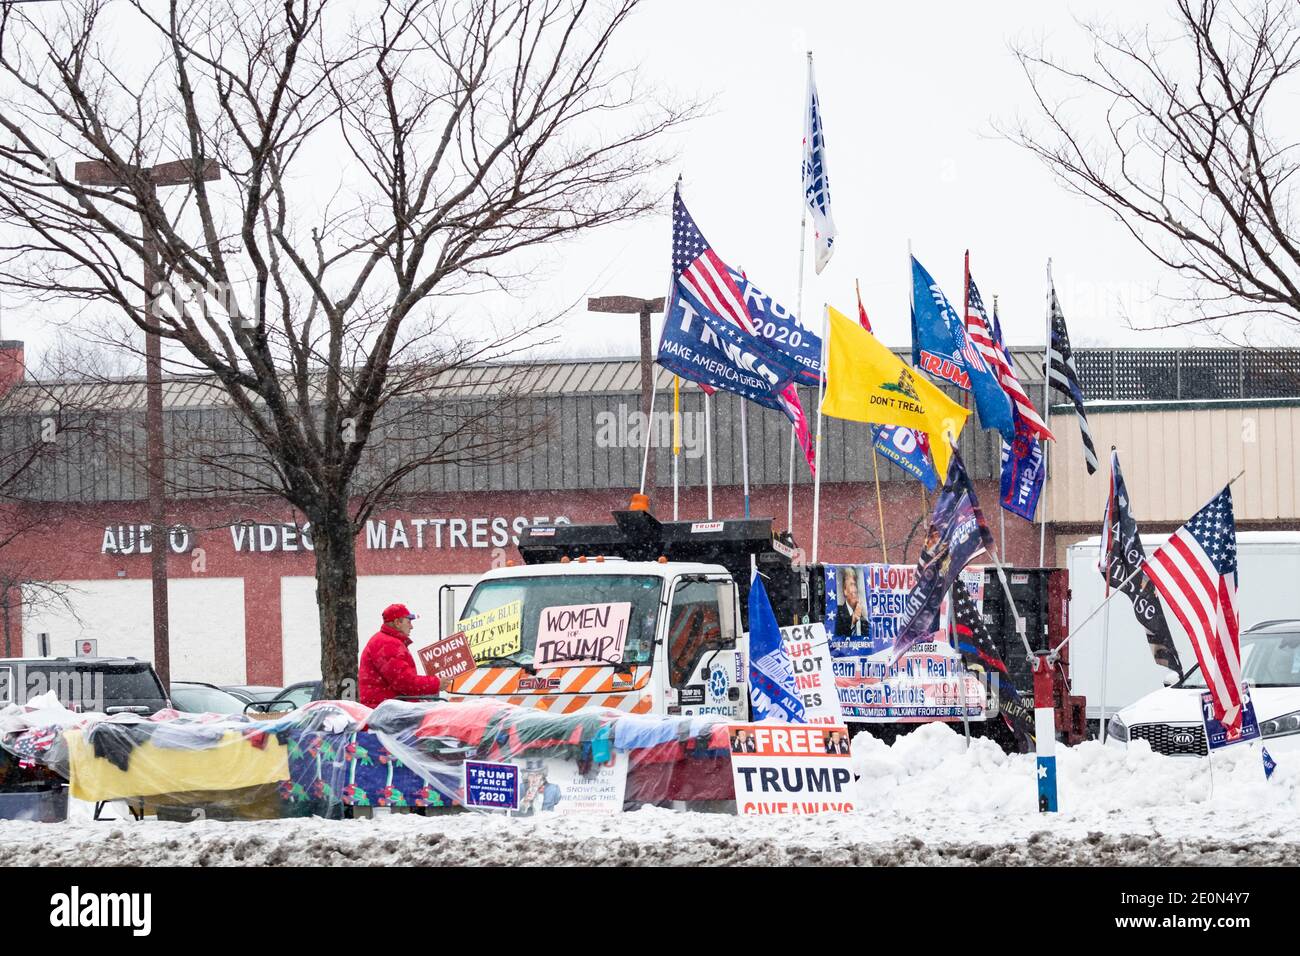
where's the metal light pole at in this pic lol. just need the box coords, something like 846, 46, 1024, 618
587, 295, 666, 501
74, 158, 220, 688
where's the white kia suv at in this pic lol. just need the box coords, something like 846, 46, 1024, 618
1105, 620, 1300, 756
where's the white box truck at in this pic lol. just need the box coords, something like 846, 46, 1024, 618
1067, 531, 1300, 725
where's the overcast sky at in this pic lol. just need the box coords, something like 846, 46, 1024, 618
3, 0, 1291, 368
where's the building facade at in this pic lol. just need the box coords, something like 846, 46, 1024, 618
0, 344, 1295, 686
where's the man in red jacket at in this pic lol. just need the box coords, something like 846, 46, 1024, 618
358, 603, 441, 708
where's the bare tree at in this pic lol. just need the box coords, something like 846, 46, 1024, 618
0, 0, 693, 694
1006, 0, 1300, 336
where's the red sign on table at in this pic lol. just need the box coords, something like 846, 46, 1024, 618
416, 632, 477, 684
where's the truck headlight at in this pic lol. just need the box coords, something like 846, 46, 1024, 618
1260, 710, 1300, 739
1106, 715, 1129, 743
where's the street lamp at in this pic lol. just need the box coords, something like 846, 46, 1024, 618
74, 158, 220, 688
587, 295, 665, 499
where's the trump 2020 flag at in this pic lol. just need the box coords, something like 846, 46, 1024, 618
1263, 746, 1277, 780
1000, 413, 1045, 520
873, 424, 939, 491
657, 187, 816, 471
802, 56, 836, 274
891, 449, 995, 664
748, 571, 806, 723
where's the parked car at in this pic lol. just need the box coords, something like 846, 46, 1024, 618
221, 685, 282, 705
1106, 620, 1300, 756
251, 680, 323, 713
0, 656, 169, 716
169, 681, 248, 715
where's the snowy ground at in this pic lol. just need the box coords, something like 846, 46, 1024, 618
2, 725, 1296, 866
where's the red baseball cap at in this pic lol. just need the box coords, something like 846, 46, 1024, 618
382, 603, 418, 623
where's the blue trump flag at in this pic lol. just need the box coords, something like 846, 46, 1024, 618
1000, 413, 1045, 520
890, 448, 996, 664
659, 295, 801, 407
872, 424, 938, 491
992, 301, 1045, 519
910, 255, 1013, 440
726, 268, 823, 387
748, 571, 806, 723
911, 255, 969, 387
1263, 746, 1278, 780
658, 188, 806, 411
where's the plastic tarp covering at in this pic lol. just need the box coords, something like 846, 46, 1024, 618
366, 700, 736, 811
1, 696, 371, 810
3, 695, 741, 815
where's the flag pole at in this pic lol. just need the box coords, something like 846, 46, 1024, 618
1098, 444, 1115, 739
871, 451, 888, 563
788, 49, 813, 537
739, 395, 751, 519
908, 238, 928, 543
1099, 577, 1112, 739
995, 293, 1006, 558
1040, 259, 1053, 567
950, 584, 971, 749
811, 304, 829, 564
672, 376, 681, 521
704, 390, 714, 520
639, 374, 659, 496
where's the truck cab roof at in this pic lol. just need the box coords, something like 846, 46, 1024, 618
475, 559, 733, 583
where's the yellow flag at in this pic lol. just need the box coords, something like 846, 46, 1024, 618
821, 305, 969, 479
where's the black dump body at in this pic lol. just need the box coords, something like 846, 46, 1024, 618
516, 510, 809, 630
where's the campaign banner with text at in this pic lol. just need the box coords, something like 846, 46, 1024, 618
510, 752, 628, 816
1202, 684, 1261, 751
825, 563, 985, 723
416, 631, 477, 684
460, 601, 523, 663
727, 723, 854, 815
779, 623, 840, 724
534, 601, 631, 667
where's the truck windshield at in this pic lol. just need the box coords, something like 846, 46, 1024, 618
458, 574, 662, 667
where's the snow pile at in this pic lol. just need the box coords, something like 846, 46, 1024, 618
1, 723, 1297, 866
851, 722, 1299, 817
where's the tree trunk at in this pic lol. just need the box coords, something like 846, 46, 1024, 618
312, 505, 360, 700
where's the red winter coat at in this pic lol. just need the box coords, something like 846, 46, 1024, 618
358, 624, 440, 708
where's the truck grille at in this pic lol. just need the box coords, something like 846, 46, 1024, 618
1130, 723, 1208, 756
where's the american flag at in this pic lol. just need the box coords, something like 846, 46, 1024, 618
672, 190, 755, 334
669, 187, 816, 471
1142, 486, 1242, 733
952, 579, 1007, 678
963, 254, 1053, 441
1046, 285, 1098, 474
952, 579, 1034, 751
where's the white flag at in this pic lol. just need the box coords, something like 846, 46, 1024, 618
802, 58, 837, 274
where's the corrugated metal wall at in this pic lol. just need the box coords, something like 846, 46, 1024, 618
1046, 402, 1300, 523
0, 383, 1004, 503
